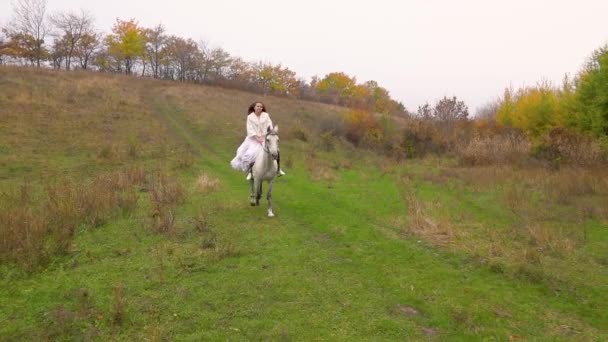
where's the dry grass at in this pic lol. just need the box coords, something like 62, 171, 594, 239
400, 160, 608, 296
524, 224, 579, 256
305, 152, 338, 183
0, 67, 177, 184
0, 167, 146, 269
193, 209, 212, 233
195, 173, 220, 193
543, 168, 607, 204
111, 283, 126, 326
148, 170, 185, 235
457, 133, 530, 166
403, 193, 458, 248
149, 171, 185, 207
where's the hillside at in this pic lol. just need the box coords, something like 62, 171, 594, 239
1, 67, 607, 340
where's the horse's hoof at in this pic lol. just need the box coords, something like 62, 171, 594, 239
268, 211, 275, 217
250, 202, 256, 206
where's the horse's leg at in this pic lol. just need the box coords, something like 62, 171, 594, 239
249, 177, 256, 206
256, 181, 262, 206
267, 179, 275, 217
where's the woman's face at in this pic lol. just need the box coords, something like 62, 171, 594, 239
254, 103, 264, 114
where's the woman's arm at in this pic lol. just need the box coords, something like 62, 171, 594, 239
247, 115, 264, 143
246, 115, 257, 138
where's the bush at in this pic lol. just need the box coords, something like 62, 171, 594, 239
343, 109, 380, 146
457, 132, 530, 166
530, 128, 606, 166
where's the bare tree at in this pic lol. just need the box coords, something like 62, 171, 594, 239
144, 23, 167, 78
0, 30, 7, 65
164, 36, 200, 81
209, 47, 231, 81
433, 96, 469, 122
197, 40, 213, 82
50, 9, 94, 70
9, 0, 49, 67
475, 100, 499, 119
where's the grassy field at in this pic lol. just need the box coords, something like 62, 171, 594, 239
1, 66, 607, 340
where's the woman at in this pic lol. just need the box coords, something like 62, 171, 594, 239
230, 101, 285, 180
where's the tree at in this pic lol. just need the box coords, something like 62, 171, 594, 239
417, 103, 433, 120
143, 24, 167, 78
50, 10, 94, 70
496, 84, 563, 137
49, 35, 68, 69
209, 47, 231, 81
416, 96, 469, 141
573, 45, 608, 136
475, 100, 500, 119
225, 56, 254, 89
164, 36, 200, 81
104, 19, 145, 74
7, 0, 48, 67
433, 96, 469, 122
75, 32, 100, 70
315, 72, 357, 105
0, 29, 40, 65
0, 30, 9, 65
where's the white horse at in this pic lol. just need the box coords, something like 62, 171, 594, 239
250, 125, 280, 217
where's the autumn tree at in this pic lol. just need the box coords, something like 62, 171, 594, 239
6, 0, 49, 66
254, 63, 299, 96
225, 56, 254, 89
0, 29, 40, 65
104, 19, 145, 74
362, 80, 401, 114
75, 32, 100, 69
315, 72, 357, 105
0, 30, 10, 64
49, 10, 94, 70
496, 84, 563, 137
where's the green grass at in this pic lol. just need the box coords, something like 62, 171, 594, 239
1, 67, 607, 340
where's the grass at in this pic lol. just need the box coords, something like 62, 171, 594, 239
1, 66, 607, 340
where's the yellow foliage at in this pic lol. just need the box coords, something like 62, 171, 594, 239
496, 85, 565, 137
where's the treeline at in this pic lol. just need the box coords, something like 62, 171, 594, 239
0, 0, 405, 115
494, 45, 608, 139
328, 45, 608, 167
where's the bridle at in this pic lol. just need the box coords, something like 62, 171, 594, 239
263, 132, 279, 155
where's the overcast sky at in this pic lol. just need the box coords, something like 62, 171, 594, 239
1, 0, 607, 113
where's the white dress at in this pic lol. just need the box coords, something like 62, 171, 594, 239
230, 112, 273, 172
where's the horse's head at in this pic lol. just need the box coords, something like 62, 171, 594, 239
265, 125, 279, 160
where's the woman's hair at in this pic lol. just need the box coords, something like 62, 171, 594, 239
247, 101, 266, 114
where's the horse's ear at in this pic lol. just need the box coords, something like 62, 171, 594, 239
267, 126, 271, 133
274, 125, 279, 133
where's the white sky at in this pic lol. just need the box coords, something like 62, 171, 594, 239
1, 0, 607, 113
